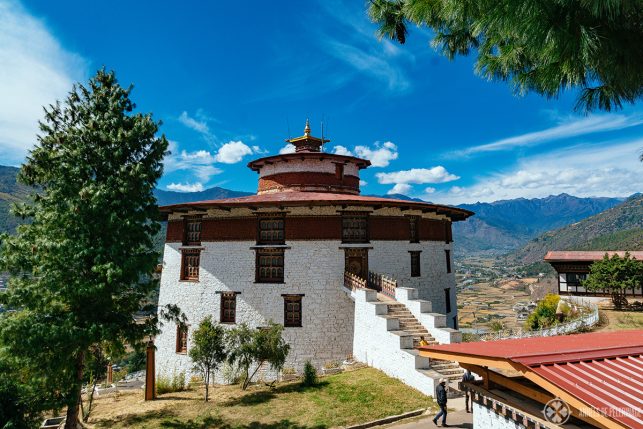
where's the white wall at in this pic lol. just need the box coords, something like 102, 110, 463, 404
473, 402, 526, 429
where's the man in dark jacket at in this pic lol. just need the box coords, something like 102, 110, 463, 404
433, 378, 448, 426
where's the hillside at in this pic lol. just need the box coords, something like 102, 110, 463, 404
453, 193, 623, 255
508, 193, 643, 265
154, 187, 252, 206
0, 165, 31, 233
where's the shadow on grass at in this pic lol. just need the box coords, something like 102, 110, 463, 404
94, 407, 179, 428
160, 416, 327, 429
224, 381, 330, 407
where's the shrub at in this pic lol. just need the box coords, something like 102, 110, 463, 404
222, 361, 243, 385
302, 360, 317, 387
525, 294, 560, 330
282, 366, 296, 375
323, 360, 340, 369
156, 370, 186, 394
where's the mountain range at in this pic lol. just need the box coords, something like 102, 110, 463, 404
0, 164, 638, 260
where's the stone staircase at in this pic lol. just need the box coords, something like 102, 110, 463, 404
383, 299, 464, 383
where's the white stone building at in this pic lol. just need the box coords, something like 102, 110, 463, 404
155, 122, 473, 394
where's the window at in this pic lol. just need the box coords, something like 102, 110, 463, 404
444, 288, 451, 313
220, 292, 237, 324
180, 249, 200, 281
453, 316, 458, 330
342, 213, 368, 243
335, 163, 344, 180
445, 249, 451, 273
258, 215, 285, 244
176, 325, 188, 354
409, 216, 419, 243
184, 216, 202, 245
256, 248, 284, 283
283, 295, 302, 327
410, 251, 421, 277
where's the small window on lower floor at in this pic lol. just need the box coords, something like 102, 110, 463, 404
410, 251, 421, 277
445, 249, 452, 274
176, 325, 188, 354
220, 293, 237, 324
283, 295, 302, 327
444, 288, 451, 314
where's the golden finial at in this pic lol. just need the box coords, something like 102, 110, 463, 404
304, 118, 311, 136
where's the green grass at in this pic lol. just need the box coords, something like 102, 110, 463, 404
91, 367, 436, 429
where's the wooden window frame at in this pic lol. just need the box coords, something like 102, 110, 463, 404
183, 216, 203, 245
341, 212, 369, 243
219, 292, 237, 324
257, 214, 285, 245
283, 294, 303, 327
335, 163, 345, 180
175, 325, 188, 354
444, 288, 452, 314
410, 251, 421, 277
409, 216, 420, 243
256, 248, 285, 283
445, 249, 452, 274
180, 249, 201, 281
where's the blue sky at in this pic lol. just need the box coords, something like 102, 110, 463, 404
1, 0, 642, 204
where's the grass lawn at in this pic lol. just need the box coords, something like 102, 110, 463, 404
89, 367, 436, 429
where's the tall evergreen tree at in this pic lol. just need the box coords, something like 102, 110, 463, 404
0, 69, 170, 428
368, 0, 643, 112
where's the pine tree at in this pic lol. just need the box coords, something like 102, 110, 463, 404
368, 0, 643, 112
0, 69, 169, 428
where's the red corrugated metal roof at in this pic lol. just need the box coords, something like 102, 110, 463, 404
544, 250, 643, 262
532, 356, 643, 428
159, 191, 474, 220
420, 331, 643, 428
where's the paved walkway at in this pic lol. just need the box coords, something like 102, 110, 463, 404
387, 396, 473, 429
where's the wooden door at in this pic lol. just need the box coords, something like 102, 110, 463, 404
345, 248, 368, 279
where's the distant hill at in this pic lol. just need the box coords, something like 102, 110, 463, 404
0, 165, 31, 233
508, 194, 643, 265
154, 187, 252, 206
452, 194, 624, 255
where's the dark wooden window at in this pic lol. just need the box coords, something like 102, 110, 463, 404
342, 213, 368, 243
335, 163, 344, 180
410, 251, 421, 277
256, 248, 284, 283
180, 249, 200, 281
445, 249, 451, 273
257, 215, 285, 244
409, 216, 420, 243
220, 293, 236, 324
184, 216, 202, 245
444, 288, 451, 313
283, 295, 302, 327
176, 325, 188, 353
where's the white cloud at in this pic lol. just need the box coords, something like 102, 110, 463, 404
424, 187, 436, 194
332, 145, 353, 156
359, 180, 368, 187
167, 182, 205, 193
252, 145, 268, 154
428, 138, 643, 204
450, 114, 643, 157
0, 0, 87, 164
214, 141, 254, 164
355, 141, 398, 167
387, 183, 412, 195
376, 167, 460, 185
178, 111, 209, 134
279, 144, 296, 154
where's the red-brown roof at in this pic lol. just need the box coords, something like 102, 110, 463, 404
544, 250, 643, 262
420, 331, 643, 428
159, 191, 474, 221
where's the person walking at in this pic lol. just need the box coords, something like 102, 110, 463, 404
461, 369, 475, 413
433, 378, 448, 427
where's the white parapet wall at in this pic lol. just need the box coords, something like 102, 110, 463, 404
352, 288, 441, 397
395, 287, 462, 344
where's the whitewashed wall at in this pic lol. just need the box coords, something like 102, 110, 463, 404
473, 402, 526, 429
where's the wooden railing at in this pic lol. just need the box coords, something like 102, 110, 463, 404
344, 271, 367, 292
368, 271, 397, 299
